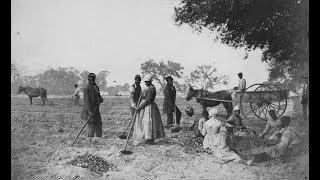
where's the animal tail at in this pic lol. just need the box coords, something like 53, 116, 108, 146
43, 89, 48, 100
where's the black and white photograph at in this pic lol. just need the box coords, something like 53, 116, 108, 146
11, 0, 309, 179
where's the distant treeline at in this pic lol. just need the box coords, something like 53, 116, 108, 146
11, 59, 301, 96
11, 64, 117, 95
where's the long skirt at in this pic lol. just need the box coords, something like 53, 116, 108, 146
133, 102, 165, 146
206, 132, 241, 163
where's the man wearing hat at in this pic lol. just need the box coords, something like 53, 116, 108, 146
129, 75, 142, 117
163, 76, 182, 130
234, 72, 246, 92
232, 73, 246, 102
80, 73, 104, 137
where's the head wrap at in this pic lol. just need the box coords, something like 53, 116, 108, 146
208, 108, 218, 117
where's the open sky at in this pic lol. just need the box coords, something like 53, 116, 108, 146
11, 0, 269, 90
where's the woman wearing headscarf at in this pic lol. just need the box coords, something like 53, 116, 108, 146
202, 108, 253, 165
252, 116, 301, 163
132, 75, 165, 145
258, 110, 282, 140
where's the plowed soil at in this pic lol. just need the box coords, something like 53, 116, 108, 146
11, 96, 309, 180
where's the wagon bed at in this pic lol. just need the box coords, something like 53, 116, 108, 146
201, 83, 290, 121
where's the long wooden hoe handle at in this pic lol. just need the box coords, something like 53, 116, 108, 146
71, 106, 98, 146
122, 111, 138, 151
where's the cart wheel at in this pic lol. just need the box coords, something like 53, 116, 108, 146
239, 84, 273, 121
266, 84, 288, 119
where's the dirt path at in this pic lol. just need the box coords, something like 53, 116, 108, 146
11, 97, 309, 180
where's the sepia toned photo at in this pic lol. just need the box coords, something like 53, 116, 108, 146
11, 0, 309, 179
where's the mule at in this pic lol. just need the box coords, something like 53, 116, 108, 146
17, 85, 48, 106
186, 86, 233, 128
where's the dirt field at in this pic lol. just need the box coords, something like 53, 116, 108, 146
11, 96, 309, 180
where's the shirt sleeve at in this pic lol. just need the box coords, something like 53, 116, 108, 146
139, 88, 155, 109
201, 123, 207, 136
83, 88, 92, 113
129, 86, 136, 107
239, 79, 246, 91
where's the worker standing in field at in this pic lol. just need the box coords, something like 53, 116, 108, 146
163, 76, 182, 131
232, 72, 246, 104
234, 72, 246, 92
69, 84, 81, 106
129, 75, 142, 117
80, 73, 104, 137
132, 75, 165, 145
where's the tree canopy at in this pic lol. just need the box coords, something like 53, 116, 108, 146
174, 0, 309, 82
186, 63, 229, 90
11, 64, 110, 95
140, 59, 184, 90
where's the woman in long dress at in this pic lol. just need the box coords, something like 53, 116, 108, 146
132, 75, 165, 145
201, 108, 253, 165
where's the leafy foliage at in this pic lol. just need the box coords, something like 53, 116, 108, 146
11, 64, 110, 95
174, 0, 309, 80
186, 63, 229, 90
96, 71, 110, 91
140, 59, 184, 90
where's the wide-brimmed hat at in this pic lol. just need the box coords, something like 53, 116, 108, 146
165, 76, 173, 82
134, 75, 141, 82
237, 72, 243, 76
88, 73, 96, 78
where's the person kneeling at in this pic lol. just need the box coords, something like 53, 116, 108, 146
202, 108, 253, 165
252, 116, 300, 163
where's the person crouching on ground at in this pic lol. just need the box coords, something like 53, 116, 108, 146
227, 105, 256, 137
258, 110, 282, 139
196, 109, 209, 138
226, 105, 244, 128
132, 75, 165, 145
252, 116, 300, 163
202, 108, 253, 165
80, 73, 104, 137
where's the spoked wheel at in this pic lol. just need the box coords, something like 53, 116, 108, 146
239, 84, 274, 121
266, 84, 288, 119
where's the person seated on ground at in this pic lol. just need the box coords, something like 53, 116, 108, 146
252, 116, 300, 163
202, 108, 253, 165
69, 84, 81, 106
225, 105, 256, 137
195, 110, 209, 138
227, 105, 244, 128
258, 110, 282, 139
185, 106, 198, 130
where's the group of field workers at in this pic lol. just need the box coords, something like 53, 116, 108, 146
75, 72, 307, 165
